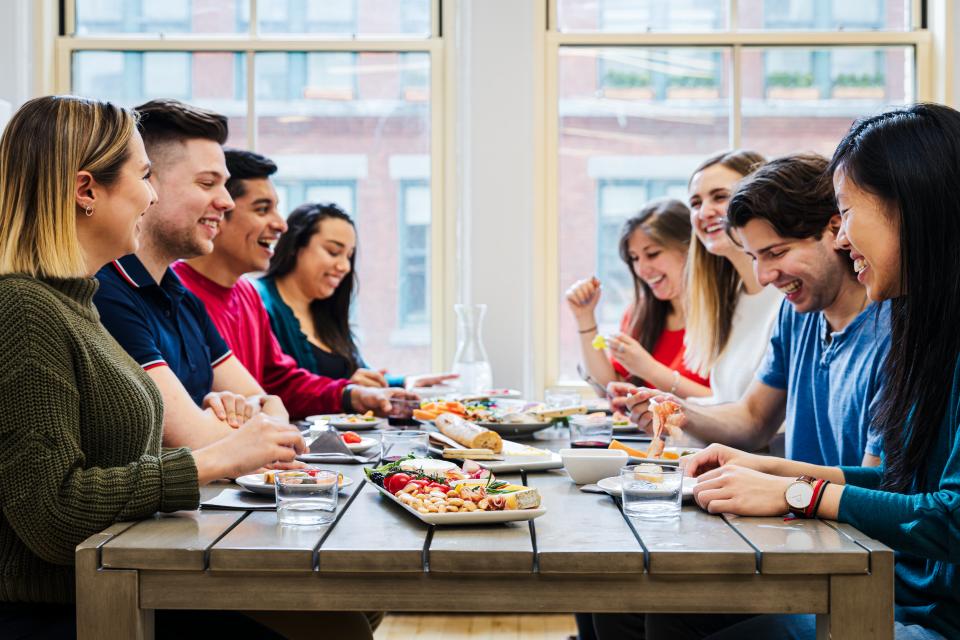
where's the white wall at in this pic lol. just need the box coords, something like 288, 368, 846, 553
0, 0, 35, 125
454, 0, 539, 393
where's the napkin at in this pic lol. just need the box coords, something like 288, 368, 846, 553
201, 488, 275, 511
297, 425, 379, 464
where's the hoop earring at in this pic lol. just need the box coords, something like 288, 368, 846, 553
84, 205, 93, 217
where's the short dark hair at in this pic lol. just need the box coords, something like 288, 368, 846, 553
135, 99, 228, 152
224, 149, 278, 200
726, 153, 836, 241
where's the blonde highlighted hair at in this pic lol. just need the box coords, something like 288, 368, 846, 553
0, 95, 137, 278
684, 150, 766, 378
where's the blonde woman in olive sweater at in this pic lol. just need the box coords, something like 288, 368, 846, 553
0, 97, 308, 637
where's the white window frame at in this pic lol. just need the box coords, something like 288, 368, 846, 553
538, 0, 941, 391
53, 0, 451, 372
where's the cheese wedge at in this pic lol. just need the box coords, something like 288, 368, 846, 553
442, 448, 503, 460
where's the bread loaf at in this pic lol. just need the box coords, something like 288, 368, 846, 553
435, 413, 503, 453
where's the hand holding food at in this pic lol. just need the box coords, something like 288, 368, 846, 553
607, 333, 654, 377
565, 276, 602, 322
349, 386, 396, 416
199, 414, 307, 481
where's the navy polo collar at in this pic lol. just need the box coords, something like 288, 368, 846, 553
112, 254, 186, 301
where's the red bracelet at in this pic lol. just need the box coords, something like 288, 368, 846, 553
804, 479, 828, 519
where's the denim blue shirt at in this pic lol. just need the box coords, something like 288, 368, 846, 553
94, 255, 231, 407
757, 299, 889, 465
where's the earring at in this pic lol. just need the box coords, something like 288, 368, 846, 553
84, 205, 93, 217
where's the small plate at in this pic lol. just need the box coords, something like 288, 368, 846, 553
344, 436, 379, 454
307, 414, 384, 430
597, 475, 696, 501
368, 480, 546, 525
484, 388, 523, 399
476, 421, 552, 438
236, 473, 353, 496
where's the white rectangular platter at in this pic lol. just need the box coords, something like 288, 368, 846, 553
367, 480, 546, 525
478, 440, 563, 473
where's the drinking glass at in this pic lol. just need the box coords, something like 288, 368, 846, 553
569, 414, 613, 449
380, 430, 430, 462
620, 464, 682, 519
274, 469, 339, 526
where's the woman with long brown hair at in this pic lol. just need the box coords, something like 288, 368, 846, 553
566, 198, 710, 398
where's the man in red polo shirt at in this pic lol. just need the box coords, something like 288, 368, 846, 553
173, 150, 410, 420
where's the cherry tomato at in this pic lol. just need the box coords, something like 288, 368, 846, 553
385, 473, 411, 494
341, 431, 362, 444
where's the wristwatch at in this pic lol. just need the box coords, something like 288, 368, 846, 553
784, 475, 817, 517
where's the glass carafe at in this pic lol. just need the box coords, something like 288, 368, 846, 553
451, 303, 493, 394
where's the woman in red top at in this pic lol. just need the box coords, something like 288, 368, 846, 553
566, 198, 711, 398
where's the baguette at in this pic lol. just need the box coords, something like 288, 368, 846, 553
435, 413, 503, 453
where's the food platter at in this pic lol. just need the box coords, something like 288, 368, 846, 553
596, 475, 697, 502
366, 480, 546, 525
307, 413, 385, 430
236, 472, 353, 496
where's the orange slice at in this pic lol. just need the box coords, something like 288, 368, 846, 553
609, 439, 647, 458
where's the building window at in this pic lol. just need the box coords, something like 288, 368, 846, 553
398, 181, 430, 329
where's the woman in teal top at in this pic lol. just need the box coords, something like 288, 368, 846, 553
255, 203, 456, 390
636, 103, 960, 640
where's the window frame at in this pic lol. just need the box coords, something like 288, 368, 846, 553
540, 0, 935, 389
55, 0, 449, 372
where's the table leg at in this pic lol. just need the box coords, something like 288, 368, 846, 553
816, 548, 894, 640
76, 531, 155, 640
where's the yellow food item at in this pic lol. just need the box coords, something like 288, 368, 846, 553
609, 439, 646, 458
661, 451, 680, 460
633, 463, 664, 484
591, 334, 607, 350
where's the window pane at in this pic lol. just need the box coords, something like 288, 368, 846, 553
557, 47, 729, 382
740, 0, 911, 31
740, 46, 914, 157
558, 0, 728, 33
256, 51, 432, 372
256, 0, 431, 37
75, 0, 248, 35
71, 50, 248, 147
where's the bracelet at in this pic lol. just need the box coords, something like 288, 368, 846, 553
668, 370, 680, 395
341, 384, 355, 413
809, 479, 831, 518
578, 325, 598, 334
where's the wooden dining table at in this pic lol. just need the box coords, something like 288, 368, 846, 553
75, 438, 894, 640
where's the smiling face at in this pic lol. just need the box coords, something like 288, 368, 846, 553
833, 169, 902, 301
688, 163, 745, 257
140, 138, 233, 260
290, 217, 357, 301
79, 131, 158, 261
733, 217, 848, 313
627, 227, 687, 302
214, 177, 287, 276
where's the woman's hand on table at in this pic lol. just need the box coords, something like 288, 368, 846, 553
565, 276, 602, 325
405, 372, 460, 388
680, 443, 774, 477
692, 464, 791, 516
202, 390, 259, 428
350, 368, 389, 388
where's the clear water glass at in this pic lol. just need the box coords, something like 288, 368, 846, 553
569, 414, 613, 449
380, 430, 430, 463
274, 469, 339, 526
620, 464, 682, 519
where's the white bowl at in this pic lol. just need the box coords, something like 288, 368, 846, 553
560, 448, 628, 485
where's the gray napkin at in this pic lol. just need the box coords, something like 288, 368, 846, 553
201, 488, 275, 511
579, 484, 607, 494
297, 426, 379, 464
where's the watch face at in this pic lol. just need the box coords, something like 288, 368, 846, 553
786, 481, 814, 510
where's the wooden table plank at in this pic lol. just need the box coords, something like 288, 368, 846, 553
102, 507, 247, 571
724, 515, 869, 575
208, 464, 366, 572
317, 479, 429, 573
525, 470, 645, 574
427, 474, 534, 573
631, 506, 758, 575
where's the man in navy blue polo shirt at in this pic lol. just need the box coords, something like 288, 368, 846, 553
95, 99, 288, 450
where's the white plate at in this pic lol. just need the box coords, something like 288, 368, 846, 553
236, 473, 353, 496
478, 440, 563, 473
477, 421, 552, 438
307, 414, 384, 430
345, 436, 379, 453
596, 475, 696, 501
627, 446, 704, 466
368, 480, 546, 525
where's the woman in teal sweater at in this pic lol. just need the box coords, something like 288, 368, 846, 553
255, 202, 455, 390
644, 104, 960, 639
0, 97, 306, 637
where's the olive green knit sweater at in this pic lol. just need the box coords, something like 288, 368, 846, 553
0, 274, 200, 603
